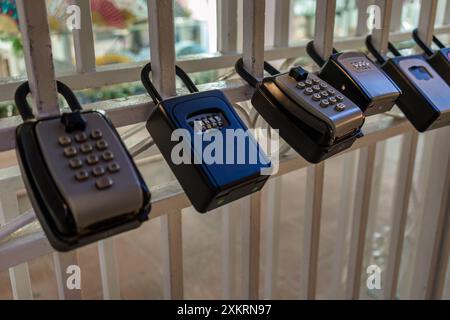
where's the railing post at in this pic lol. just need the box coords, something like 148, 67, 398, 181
70, 0, 96, 73
313, 0, 336, 60
410, 128, 450, 299
427, 157, 450, 299
15, 0, 59, 117
217, 0, 238, 53
417, 0, 438, 46
274, 0, 291, 47
371, 0, 393, 55
346, 145, 377, 299
240, 0, 265, 300
147, 0, 182, 300
383, 132, 419, 299
300, 163, 325, 300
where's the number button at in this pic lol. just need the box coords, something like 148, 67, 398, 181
80, 143, 93, 154
96, 140, 109, 150
92, 166, 106, 177
90, 129, 103, 140
75, 170, 89, 182
305, 79, 313, 87
86, 154, 99, 165
320, 99, 330, 108
69, 158, 83, 169
327, 89, 336, 96
320, 91, 329, 98
107, 163, 120, 173
312, 85, 321, 92
64, 146, 77, 158
102, 151, 114, 162
304, 88, 314, 96
329, 97, 338, 105
296, 82, 306, 89
335, 103, 346, 112
74, 132, 88, 143
312, 93, 322, 101
336, 95, 345, 102
58, 136, 71, 146
96, 177, 114, 190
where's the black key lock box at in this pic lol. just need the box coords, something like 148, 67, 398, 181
366, 36, 450, 132
235, 58, 365, 164
306, 41, 402, 116
14, 81, 151, 251
141, 63, 271, 213
412, 29, 450, 86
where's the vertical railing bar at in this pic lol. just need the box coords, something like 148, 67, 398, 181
147, 0, 176, 98
331, 151, 357, 299
300, 163, 325, 300
371, 0, 393, 55
346, 144, 377, 300
445, 0, 450, 25
160, 211, 184, 300
242, 0, 266, 78
53, 251, 83, 299
313, 0, 336, 59
390, 0, 404, 32
147, 0, 182, 300
428, 157, 450, 299
70, 0, 96, 73
17, 0, 81, 300
263, 177, 282, 299
221, 203, 238, 300
0, 178, 33, 300
383, 132, 419, 300
274, 0, 291, 47
249, 192, 262, 299
356, 0, 371, 36
410, 127, 450, 299
410, 128, 450, 299
240, 0, 265, 300
417, 0, 438, 46
15, 0, 59, 117
363, 142, 387, 278
240, 193, 262, 300
98, 239, 121, 300
217, 0, 238, 53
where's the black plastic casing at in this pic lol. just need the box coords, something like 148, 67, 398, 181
318, 52, 402, 116
15, 110, 151, 252
381, 56, 450, 132
424, 48, 450, 86
251, 77, 363, 164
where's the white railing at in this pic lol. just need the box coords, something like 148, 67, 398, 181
0, 0, 449, 300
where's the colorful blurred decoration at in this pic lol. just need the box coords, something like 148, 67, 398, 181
0, 0, 19, 35
96, 53, 131, 66
91, 0, 136, 29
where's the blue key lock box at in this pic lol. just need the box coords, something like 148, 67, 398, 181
141, 63, 271, 213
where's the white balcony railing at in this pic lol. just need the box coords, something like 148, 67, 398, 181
0, 0, 449, 300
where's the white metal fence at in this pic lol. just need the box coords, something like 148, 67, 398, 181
0, 0, 449, 300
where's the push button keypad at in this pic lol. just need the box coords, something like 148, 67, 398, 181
295, 76, 348, 113
57, 128, 120, 190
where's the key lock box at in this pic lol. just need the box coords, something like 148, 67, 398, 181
366, 35, 450, 132
14, 81, 151, 251
234, 58, 365, 164
141, 63, 271, 213
412, 29, 450, 85
306, 41, 402, 116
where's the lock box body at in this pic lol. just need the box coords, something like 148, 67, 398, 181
318, 52, 402, 116
424, 48, 450, 86
382, 55, 450, 132
16, 111, 151, 251
147, 90, 271, 213
251, 72, 365, 164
